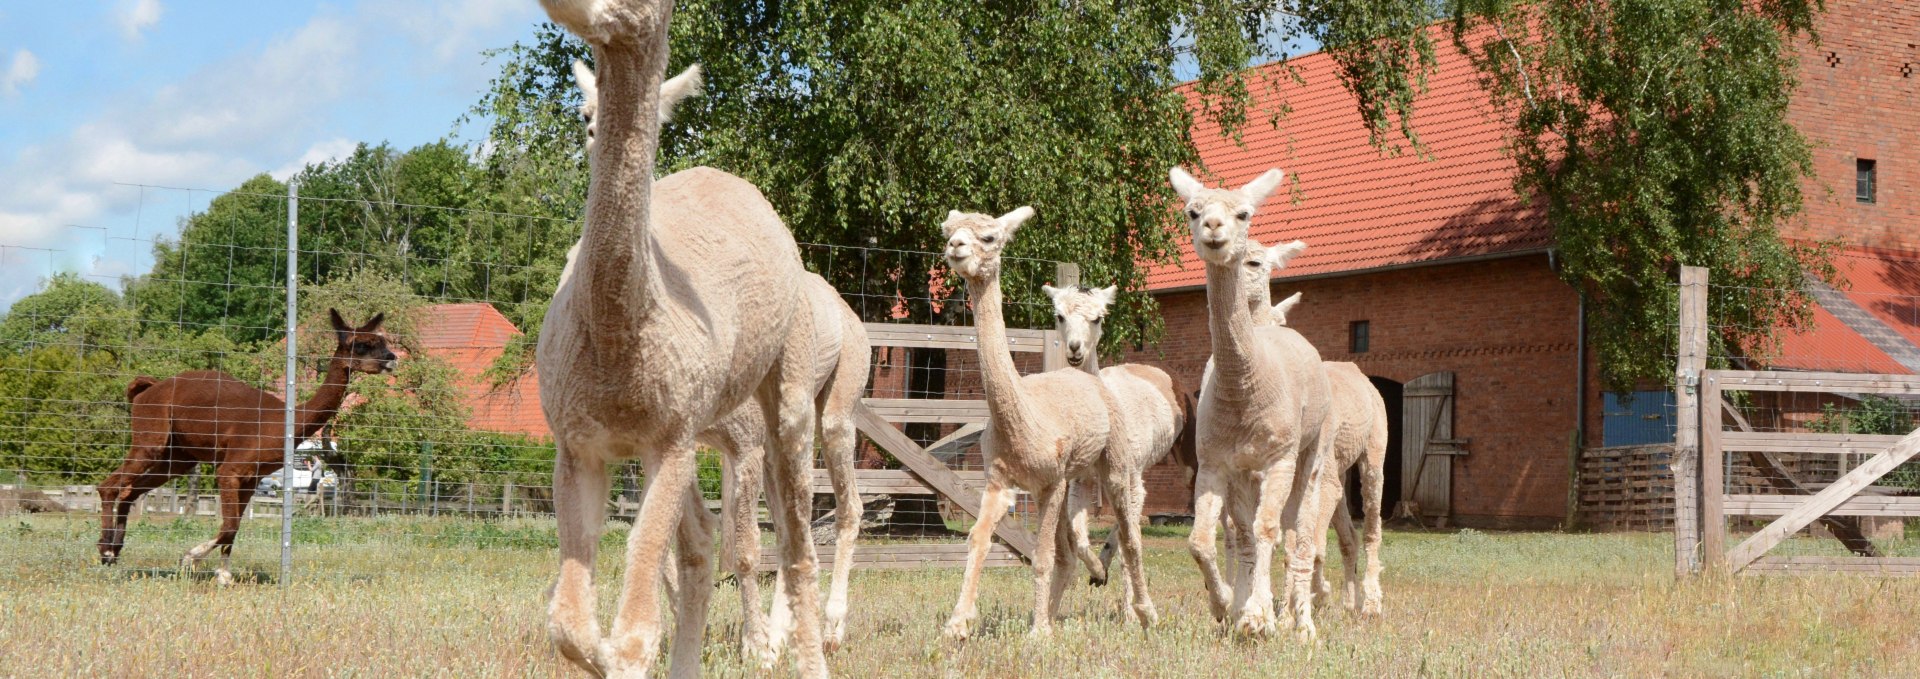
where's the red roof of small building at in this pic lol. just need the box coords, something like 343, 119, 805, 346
412, 303, 549, 438
1147, 26, 1550, 291
1770, 246, 1920, 375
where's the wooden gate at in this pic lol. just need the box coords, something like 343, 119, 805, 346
1399, 372, 1467, 525
1673, 265, 1920, 576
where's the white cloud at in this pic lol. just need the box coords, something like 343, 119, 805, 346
3, 49, 38, 96
272, 138, 359, 180
117, 0, 164, 41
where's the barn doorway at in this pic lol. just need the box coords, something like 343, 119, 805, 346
1348, 376, 1405, 520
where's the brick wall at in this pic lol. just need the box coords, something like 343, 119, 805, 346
1785, 3, 1920, 250
1131, 254, 1582, 526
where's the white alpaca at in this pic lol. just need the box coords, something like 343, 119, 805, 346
1041, 284, 1193, 620
939, 207, 1143, 639
1172, 166, 1333, 640
535, 2, 831, 676
1244, 279, 1386, 618
565, 58, 867, 667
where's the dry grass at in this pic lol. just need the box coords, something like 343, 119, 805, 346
5, 515, 1920, 677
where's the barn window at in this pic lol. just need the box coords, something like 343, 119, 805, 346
1601, 390, 1676, 446
1857, 158, 1876, 204
1348, 320, 1370, 353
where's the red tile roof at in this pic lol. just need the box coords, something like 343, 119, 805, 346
412, 303, 549, 438
1770, 246, 1920, 375
1148, 25, 1550, 290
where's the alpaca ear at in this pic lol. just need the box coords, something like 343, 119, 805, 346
358, 312, 386, 333
1273, 291, 1302, 324
941, 210, 966, 236
1041, 284, 1062, 302
1270, 240, 1308, 268
1239, 168, 1286, 207
997, 206, 1035, 232
329, 308, 351, 343
572, 60, 597, 100
1168, 167, 1204, 201
1092, 285, 1118, 309
657, 63, 704, 125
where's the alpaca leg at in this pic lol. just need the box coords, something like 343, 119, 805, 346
943, 480, 1016, 640
665, 486, 718, 679
547, 441, 613, 676
1105, 473, 1156, 628
99, 455, 186, 565
1065, 480, 1106, 587
199, 475, 256, 587
1280, 447, 1328, 642
818, 367, 864, 652
760, 447, 795, 664
1186, 464, 1233, 622
603, 442, 697, 678
1233, 462, 1288, 639
721, 439, 778, 669
1047, 493, 1079, 621
766, 380, 827, 679
1360, 445, 1387, 617
1028, 483, 1067, 638
1329, 494, 1360, 612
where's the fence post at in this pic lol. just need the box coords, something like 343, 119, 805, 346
1673, 265, 1708, 577
281, 180, 300, 586
1042, 263, 1080, 372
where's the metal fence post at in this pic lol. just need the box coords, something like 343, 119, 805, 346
281, 180, 300, 586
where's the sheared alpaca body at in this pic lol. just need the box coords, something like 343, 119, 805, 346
1241, 249, 1387, 619
568, 59, 867, 663
96, 311, 395, 585
534, 2, 829, 676
1042, 284, 1194, 619
938, 207, 1140, 639
1173, 167, 1333, 640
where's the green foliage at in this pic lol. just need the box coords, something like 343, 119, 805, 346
1450, 0, 1833, 391
1808, 395, 1919, 489
468, 2, 1439, 362
126, 174, 292, 343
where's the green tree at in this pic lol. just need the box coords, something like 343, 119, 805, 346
126, 174, 292, 343
0, 273, 128, 349
468, 2, 1439, 365
1450, 0, 1833, 391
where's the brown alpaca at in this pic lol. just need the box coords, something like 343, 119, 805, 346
96, 310, 396, 585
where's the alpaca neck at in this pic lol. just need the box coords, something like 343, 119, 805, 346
295, 359, 354, 441
574, 37, 669, 357
969, 273, 1036, 438
1246, 278, 1275, 328
1206, 258, 1266, 399
1074, 349, 1101, 375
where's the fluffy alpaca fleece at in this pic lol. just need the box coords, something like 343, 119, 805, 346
1241, 271, 1386, 619
1172, 166, 1333, 640
534, 2, 830, 676
1042, 283, 1190, 623
566, 59, 868, 664
938, 207, 1132, 639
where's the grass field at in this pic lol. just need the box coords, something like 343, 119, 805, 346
4, 514, 1920, 677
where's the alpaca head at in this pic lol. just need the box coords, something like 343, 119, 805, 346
1042, 283, 1117, 368
1236, 238, 1307, 316
1168, 167, 1286, 266
941, 206, 1034, 281
1271, 291, 1303, 326
572, 60, 704, 152
328, 309, 397, 375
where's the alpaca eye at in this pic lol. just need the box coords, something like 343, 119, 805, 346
1186, 209, 1200, 220
1245, 261, 1262, 269
1055, 314, 1065, 323
1236, 210, 1252, 221
981, 235, 996, 244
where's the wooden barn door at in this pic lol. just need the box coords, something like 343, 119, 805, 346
1401, 372, 1466, 526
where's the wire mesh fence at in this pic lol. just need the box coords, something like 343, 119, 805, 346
0, 181, 1066, 581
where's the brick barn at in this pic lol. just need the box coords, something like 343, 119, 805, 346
1125, 4, 1920, 529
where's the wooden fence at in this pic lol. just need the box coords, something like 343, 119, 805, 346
1578, 444, 1675, 531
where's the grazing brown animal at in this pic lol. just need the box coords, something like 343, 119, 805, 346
96, 309, 396, 584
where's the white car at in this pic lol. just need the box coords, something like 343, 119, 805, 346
258, 442, 340, 494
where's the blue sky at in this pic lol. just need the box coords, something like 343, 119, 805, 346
0, 0, 545, 308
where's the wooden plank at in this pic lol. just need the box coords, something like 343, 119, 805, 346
755, 543, 1021, 571
861, 398, 989, 424
1711, 370, 1920, 394
1724, 494, 1920, 517
808, 469, 991, 496
862, 323, 1048, 352
1726, 427, 1920, 571
853, 402, 1035, 558
1721, 397, 1881, 558
925, 422, 986, 462
1672, 265, 1708, 577
1720, 431, 1907, 455
1041, 263, 1077, 372
1700, 375, 1725, 570
1744, 556, 1920, 575
1402, 371, 1455, 522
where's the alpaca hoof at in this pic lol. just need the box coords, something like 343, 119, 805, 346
1135, 602, 1160, 628
1234, 607, 1278, 639
1027, 622, 1053, 639
214, 569, 235, 587
941, 616, 974, 642
1088, 573, 1107, 588
1206, 597, 1230, 623
823, 620, 846, 654
100, 550, 118, 566
1294, 620, 1319, 643
1361, 599, 1383, 618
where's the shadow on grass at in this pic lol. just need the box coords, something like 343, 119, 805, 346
103, 565, 280, 586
